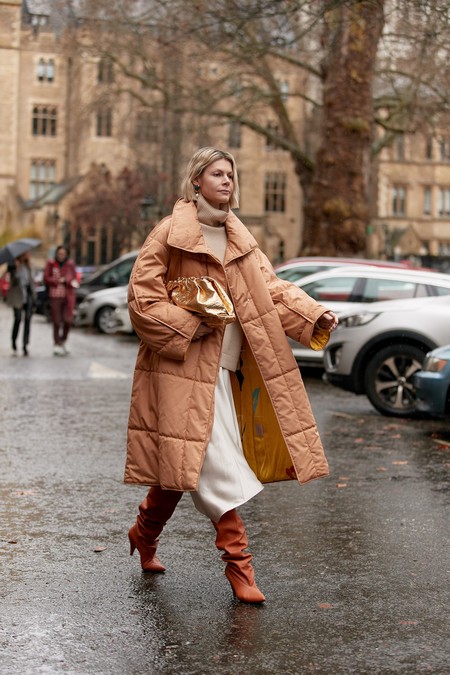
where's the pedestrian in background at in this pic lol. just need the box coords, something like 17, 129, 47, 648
44, 245, 78, 356
6, 252, 36, 356
125, 147, 338, 604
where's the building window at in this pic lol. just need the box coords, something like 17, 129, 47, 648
392, 185, 406, 215
279, 80, 289, 102
96, 109, 112, 137
438, 188, 450, 217
423, 186, 431, 215
37, 58, 55, 82
98, 59, 114, 84
228, 121, 241, 148
135, 112, 157, 143
32, 105, 57, 136
439, 137, 450, 161
395, 134, 405, 160
265, 172, 286, 212
29, 159, 56, 199
425, 137, 433, 160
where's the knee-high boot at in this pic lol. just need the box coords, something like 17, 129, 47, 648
128, 486, 183, 573
212, 509, 265, 604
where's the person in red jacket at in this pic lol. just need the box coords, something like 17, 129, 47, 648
43, 245, 78, 355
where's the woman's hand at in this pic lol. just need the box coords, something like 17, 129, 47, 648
192, 323, 213, 341
316, 311, 339, 332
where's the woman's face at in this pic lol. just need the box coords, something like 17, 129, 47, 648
56, 247, 68, 263
196, 159, 234, 209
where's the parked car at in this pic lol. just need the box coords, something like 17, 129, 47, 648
114, 298, 134, 335
75, 251, 138, 304
76, 285, 128, 334
323, 295, 450, 417
274, 256, 432, 283
289, 266, 450, 366
414, 345, 450, 419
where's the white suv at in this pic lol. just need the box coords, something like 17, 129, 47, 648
288, 266, 450, 366
323, 295, 450, 417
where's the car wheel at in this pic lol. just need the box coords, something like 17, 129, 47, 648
364, 344, 426, 417
95, 305, 118, 334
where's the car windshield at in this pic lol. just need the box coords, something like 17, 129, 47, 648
276, 265, 331, 282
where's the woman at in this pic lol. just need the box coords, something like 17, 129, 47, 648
125, 147, 338, 604
43, 245, 78, 356
6, 252, 36, 356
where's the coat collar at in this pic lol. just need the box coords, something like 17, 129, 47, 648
167, 199, 258, 265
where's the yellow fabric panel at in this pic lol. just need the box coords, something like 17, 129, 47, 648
230, 343, 296, 484
310, 326, 330, 351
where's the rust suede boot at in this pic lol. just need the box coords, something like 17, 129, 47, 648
213, 509, 265, 604
128, 486, 183, 573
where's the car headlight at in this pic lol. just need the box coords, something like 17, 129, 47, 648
338, 312, 380, 328
422, 355, 449, 372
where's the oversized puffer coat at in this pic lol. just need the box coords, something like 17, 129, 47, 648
124, 199, 331, 491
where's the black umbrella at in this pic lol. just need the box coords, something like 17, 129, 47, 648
0, 238, 41, 265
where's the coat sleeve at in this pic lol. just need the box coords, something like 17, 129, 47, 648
256, 249, 331, 350
43, 261, 57, 287
128, 229, 203, 361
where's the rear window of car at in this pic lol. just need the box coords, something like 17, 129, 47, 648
361, 279, 427, 302
431, 285, 450, 296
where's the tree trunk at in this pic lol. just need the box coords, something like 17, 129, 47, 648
302, 1, 384, 256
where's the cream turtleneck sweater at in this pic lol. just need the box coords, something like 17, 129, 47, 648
196, 196, 243, 371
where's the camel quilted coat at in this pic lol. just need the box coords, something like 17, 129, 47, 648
124, 199, 331, 491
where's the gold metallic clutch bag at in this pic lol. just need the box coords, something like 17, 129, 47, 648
166, 276, 236, 326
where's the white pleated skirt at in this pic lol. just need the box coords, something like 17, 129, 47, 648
190, 367, 263, 522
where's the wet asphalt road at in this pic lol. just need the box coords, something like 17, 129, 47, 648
0, 303, 449, 675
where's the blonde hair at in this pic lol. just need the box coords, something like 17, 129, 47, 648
180, 147, 240, 208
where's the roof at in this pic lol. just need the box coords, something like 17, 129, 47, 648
21, 176, 82, 210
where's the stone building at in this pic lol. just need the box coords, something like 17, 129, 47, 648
1, 0, 449, 269
369, 131, 450, 270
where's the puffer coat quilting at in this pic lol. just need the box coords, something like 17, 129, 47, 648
124, 199, 331, 490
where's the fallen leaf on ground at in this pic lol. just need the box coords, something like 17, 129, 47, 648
431, 437, 450, 446
336, 483, 347, 488
317, 603, 333, 609
93, 546, 107, 553
392, 460, 408, 465
376, 467, 387, 472
332, 412, 355, 419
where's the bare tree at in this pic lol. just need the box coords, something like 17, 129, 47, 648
62, 0, 450, 255
69, 164, 170, 253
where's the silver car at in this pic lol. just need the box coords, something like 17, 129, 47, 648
76, 285, 128, 334
288, 266, 450, 366
323, 295, 450, 417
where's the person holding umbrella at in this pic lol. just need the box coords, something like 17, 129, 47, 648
6, 252, 36, 356
44, 245, 78, 356
0, 238, 41, 357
